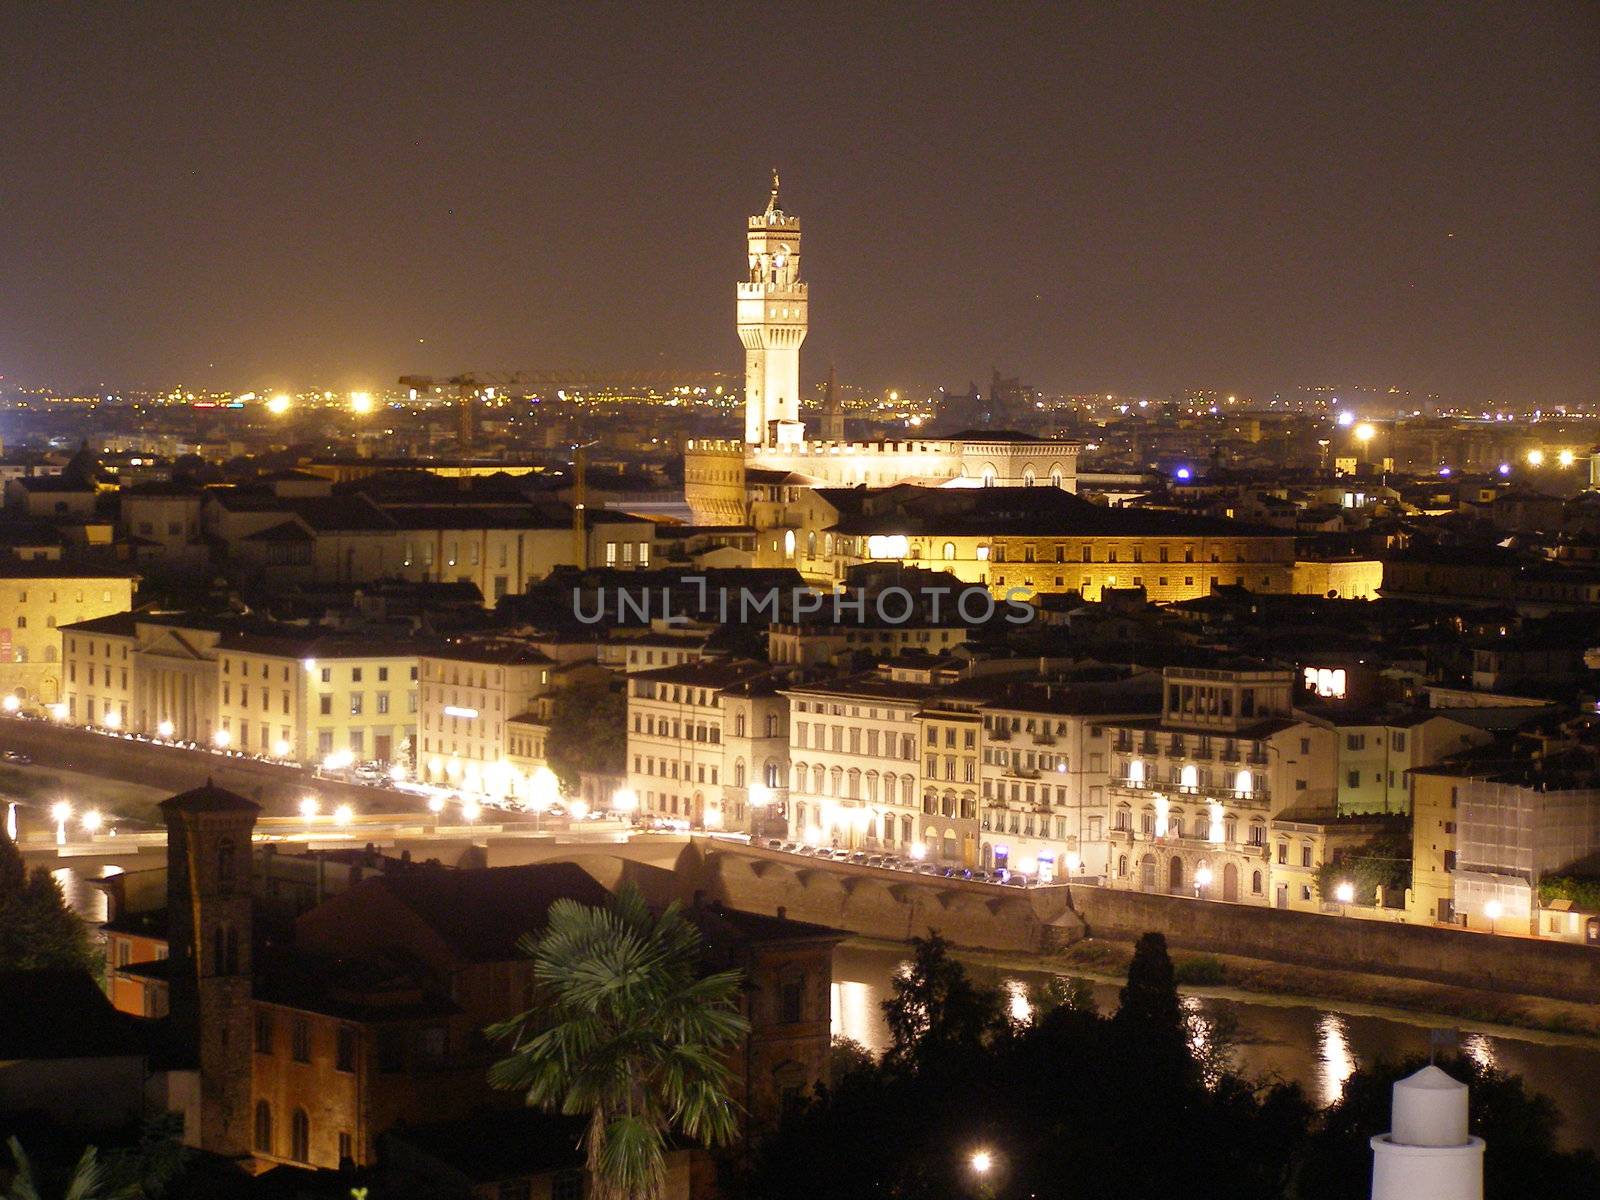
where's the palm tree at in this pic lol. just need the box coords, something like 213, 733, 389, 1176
4, 1137, 119, 1200
487, 884, 749, 1200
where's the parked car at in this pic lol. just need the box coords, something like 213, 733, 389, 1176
1, 750, 30, 765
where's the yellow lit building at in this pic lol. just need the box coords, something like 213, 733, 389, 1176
418, 639, 555, 795
1407, 765, 1464, 925
0, 561, 136, 706
212, 631, 420, 766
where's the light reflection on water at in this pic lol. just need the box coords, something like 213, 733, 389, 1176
832, 943, 1600, 1151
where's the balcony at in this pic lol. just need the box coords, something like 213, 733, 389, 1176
1031, 731, 1057, 747
1113, 737, 1134, 753
989, 726, 1013, 742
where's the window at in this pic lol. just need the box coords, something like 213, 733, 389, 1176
779, 974, 805, 1024
319, 694, 332, 716
336, 1026, 356, 1072
338, 1132, 353, 1165
291, 1017, 310, 1062
253, 1101, 273, 1154
290, 1108, 310, 1162
254, 1009, 274, 1054
1346, 733, 1365, 751
1301, 845, 1313, 868
349, 693, 363, 716
1346, 770, 1360, 789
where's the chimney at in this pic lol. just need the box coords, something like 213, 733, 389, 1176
1370, 1065, 1484, 1200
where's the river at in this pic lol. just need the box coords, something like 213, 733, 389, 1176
831, 942, 1600, 1152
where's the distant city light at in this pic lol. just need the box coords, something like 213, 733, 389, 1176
1558, 449, 1575, 467
1439, 467, 1451, 476
1175, 467, 1192, 481
1497, 463, 1511, 476
265, 393, 292, 416
1335, 410, 1356, 427
1526, 448, 1545, 466
1353, 422, 1376, 444
349, 391, 374, 415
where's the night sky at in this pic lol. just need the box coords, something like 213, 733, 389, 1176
3, 3, 1596, 403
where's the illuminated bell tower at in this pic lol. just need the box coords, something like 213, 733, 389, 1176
739, 169, 808, 446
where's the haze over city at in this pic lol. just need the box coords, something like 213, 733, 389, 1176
3, 3, 1597, 405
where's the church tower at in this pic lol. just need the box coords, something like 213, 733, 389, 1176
163, 780, 259, 1158
739, 170, 808, 446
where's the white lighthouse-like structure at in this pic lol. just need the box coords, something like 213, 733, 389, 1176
1370, 1065, 1484, 1200
739, 169, 808, 446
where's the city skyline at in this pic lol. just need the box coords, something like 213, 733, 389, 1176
2, 4, 1596, 405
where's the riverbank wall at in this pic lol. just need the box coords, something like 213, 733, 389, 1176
678, 840, 1600, 1005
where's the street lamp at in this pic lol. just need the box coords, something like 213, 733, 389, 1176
156, 719, 175, 739
612, 787, 639, 820
968, 1148, 996, 1198
1484, 898, 1503, 935
212, 727, 231, 749
460, 798, 482, 823
332, 803, 354, 827
51, 800, 72, 846
426, 794, 446, 815
1335, 881, 1355, 904
80, 809, 103, 834
299, 796, 320, 820
1194, 864, 1213, 899
1, 694, 19, 714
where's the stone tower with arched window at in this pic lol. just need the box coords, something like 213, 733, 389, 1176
162, 779, 259, 1157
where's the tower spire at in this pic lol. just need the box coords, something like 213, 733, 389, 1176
766, 167, 781, 217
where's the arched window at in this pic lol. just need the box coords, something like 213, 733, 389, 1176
1234, 769, 1253, 794
290, 1108, 310, 1162
735, 712, 746, 738
764, 759, 779, 788
217, 837, 236, 889
43, 645, 56, 662
1179, 764, 1199, 791
1117, 854, 1128, 877
806, 530, 817, 557
1022, 468, 1035, 486
942, 541, 956, 561
1050, 467, 1063, 489
254, 1100, 273, 1154
734, 760, 746, 788
783, 530, 796, 558
1251, 870, 1263, 894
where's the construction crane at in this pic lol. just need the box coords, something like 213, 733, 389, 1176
571, 440, 598, 570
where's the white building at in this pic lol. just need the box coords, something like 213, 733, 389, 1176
684, 175, 1081, 526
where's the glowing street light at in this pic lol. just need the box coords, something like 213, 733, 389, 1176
273, 739, 292, 758
212, 727, 232, 749
1526, 448, 1545, 466
103, 709, 122, 730
1558, 449, 1576, 467
970, 1150, 993, 1175
908, 841, 928, 861
1, 694, 19, 714
156, 719, 175, 739
1484, 898, 1503, 934
1353, 422, 1376, 444
332, 803, 354, 827
460, 798, 482, 823
611, 787, 639, 816
5, 802, 15, 841
298, 796, 320, 820
1334, 881, 1355, 906
569, 798, 590, 821
426, 794, 446, 815
349, 391, 375, 415
80, 809, 103, 834
48, 703, 67, 721
266, 393, 292, 416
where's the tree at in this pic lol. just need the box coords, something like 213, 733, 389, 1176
1314, 829, 1412, 904
880, 934, 1004, 1071
0, 831, 97, 974
544, 678, 626, 793
487, 885, 749, 1200
3, 1116, 188, 1199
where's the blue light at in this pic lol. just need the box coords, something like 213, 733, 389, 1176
1175, 467, 1192, 480
1497, 463, 1511, 476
